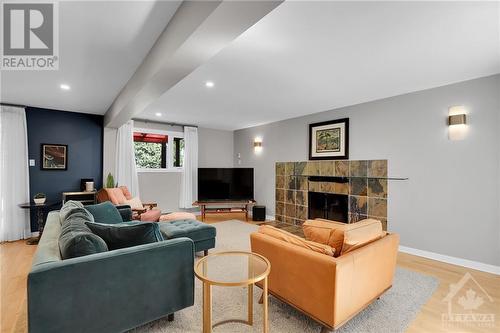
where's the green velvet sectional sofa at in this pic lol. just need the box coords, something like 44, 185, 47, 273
28, 202, 216, 333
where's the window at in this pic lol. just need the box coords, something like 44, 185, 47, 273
133, 129, 184, 171
173, 137, 184, 167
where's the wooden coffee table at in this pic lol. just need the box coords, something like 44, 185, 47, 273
194, 251, 271, 333
193, 200, 256, 221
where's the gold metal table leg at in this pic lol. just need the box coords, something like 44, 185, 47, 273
248, 283, 254, 325
263, 277, 269, 333
203, 282, 212, 333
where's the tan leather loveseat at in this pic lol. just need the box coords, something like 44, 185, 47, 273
250, 218, 399, 332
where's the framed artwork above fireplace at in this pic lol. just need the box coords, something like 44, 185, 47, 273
309, 118, 349, 160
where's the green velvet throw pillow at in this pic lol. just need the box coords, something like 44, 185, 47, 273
85, 221, 164, 250
85, 201, 123, 224
59, 210, 108, 259
59, 200, 85, 221
61, 207, 94, 225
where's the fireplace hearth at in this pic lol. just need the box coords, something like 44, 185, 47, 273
308, 191, 348, 223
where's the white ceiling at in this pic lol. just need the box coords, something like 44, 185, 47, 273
140, 0, 500, 130
0, 1, 181, 114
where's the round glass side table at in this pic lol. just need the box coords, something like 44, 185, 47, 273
194, 251, 271, 333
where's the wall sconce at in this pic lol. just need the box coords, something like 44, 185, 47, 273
448, 106, 467, 141
254, 138, 263, 153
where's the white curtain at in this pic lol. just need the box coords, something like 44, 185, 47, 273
179, 126, 198, 208
115, 120, 140, 197
0, 106, 31, 242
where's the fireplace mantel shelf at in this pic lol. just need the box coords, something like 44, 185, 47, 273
302, 175, 409, 181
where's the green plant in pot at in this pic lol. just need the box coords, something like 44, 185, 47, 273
105, 173, 116, 188
34, 193, 46, 205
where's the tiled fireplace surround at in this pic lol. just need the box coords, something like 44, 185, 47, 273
275, 160, 388, 230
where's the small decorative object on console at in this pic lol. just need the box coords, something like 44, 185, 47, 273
85, 182, 94, 192
33, 193, 46, 205
80, 178, 94, 191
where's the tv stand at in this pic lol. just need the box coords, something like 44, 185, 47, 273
193, 200, 256, 222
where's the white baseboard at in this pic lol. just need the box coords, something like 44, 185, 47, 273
399, 246, 500, 275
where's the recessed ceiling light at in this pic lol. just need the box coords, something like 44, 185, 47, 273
60, 84, 70, 91
205, 81, 214, 88
155, 112, 162, 117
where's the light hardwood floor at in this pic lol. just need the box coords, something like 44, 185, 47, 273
1, 214, 499, 333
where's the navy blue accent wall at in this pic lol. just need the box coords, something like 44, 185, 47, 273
26, 107, 103, 231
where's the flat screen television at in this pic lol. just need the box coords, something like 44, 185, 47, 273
198, 168, 254, 201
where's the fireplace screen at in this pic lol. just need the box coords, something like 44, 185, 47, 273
308, 192, 348, 223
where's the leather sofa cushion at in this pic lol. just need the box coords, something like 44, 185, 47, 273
303, 219, 346, 256
105, 188, 128, 205
59, 210, 108, 259
303, 219, 345, 246
341, 219, 385, 255
303, 218, 384, 257
119, 186, 133, 200
258, 225, 334, 256
86, 221, 164, 250
85, 201, 124, 224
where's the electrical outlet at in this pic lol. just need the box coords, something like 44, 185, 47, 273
29, 159, 35, 167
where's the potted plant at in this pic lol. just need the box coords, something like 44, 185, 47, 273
105, 173, 116, 188
34, 193, 46, 205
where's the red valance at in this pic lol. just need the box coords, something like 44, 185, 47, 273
133, 132, 168, 144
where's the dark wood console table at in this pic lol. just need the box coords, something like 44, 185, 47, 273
18, 201, 60, 245
193, 200, 256, 221
62, 191, 97, 205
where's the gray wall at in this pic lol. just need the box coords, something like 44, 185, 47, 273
102, 122, 234, 212
198, 127, 234, 167
103, 127, 117, 179
233, 75, 500, 266
137, 171, 182, 212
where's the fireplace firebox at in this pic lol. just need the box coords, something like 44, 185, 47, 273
308, 192, 348, 223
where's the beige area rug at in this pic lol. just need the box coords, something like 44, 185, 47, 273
133, 220, 438, 333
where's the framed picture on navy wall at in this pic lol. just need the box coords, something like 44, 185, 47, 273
309, 118, 349, 160
41, 144, 68, 170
